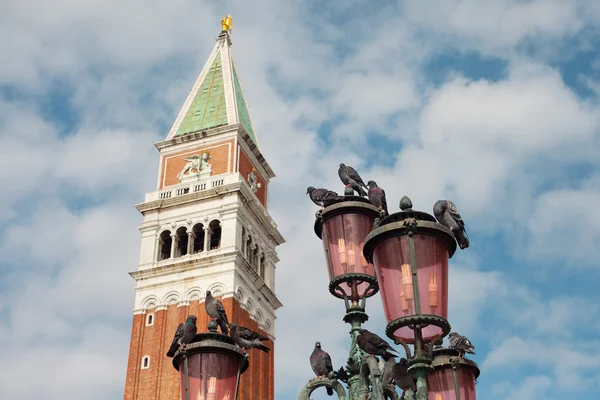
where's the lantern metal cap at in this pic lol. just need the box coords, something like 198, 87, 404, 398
172, 331, 249, 373
314, 199, 380, 239
431, 347, 480, 380
363, 212, 457, 261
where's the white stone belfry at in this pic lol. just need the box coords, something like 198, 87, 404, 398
129, 30, 284, 337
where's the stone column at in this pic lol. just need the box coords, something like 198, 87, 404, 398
204, 227, 210, 251
187, 231, 195, 255
257, 250, 262, 276
170, 233, 177, 259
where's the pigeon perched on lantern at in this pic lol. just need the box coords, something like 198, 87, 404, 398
338, 163, 368, 197
166, 315, 197, 358
205, 290, 229, 334
448, 332, 476, 358
356, 329, 398, 361
309, 342, 334, 396
229, 323, 271, 353
367, 180, 388, 215
306, 186, 339, 207
433, 200, 470, 250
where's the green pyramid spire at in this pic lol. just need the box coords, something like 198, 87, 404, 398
232, 63, 256, 144
175, 53, 228, 136
168, 32, 259, 146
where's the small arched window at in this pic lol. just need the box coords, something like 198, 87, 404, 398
252, 246, 259, 271
158, 230, 172, 261
259, 254, 266, 279
192, 223, 205, 253
246, 236, 252, 259
209, 220, 221, 250
176, 227, 188, 257
141, 356, 150, 369
146, 313, 154, 326
241, 227, 246, 255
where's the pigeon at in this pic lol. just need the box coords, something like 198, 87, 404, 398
205, 290, 229, 334
356, 329, 398, 361
380, 356, 396, 386
166, 315, 198, 357
448, 332, 475, 358
338, 163, 368, 197
367, 180, 388, 215
310, 342, 334, 396
393, 358, 417, 392
306, 187, 339, 207
433, 200, 470, 250
229, 323, 271, 353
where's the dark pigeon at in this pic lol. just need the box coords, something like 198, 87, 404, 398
448, 332, 475, 358
338, 163, 368, 197
306, 187, 339, 207
356, 328, 398, 361
166, 315, 197, 357
433, 200, 470, 249
367, 180, 388, 215
205, 290, 229, 334
310, 341, 334, 396
229, 323, 271, 353
393, 358, 417, 392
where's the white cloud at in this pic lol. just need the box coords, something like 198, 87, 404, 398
524, 187, 600, 267
1, 1, 600, 399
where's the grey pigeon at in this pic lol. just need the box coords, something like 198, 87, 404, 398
205, 290, 229, 334
310, 342, 334, 396
433, 200, 470, 249
393, 358, 417, 392
448, 332, 475, 358
367, 180, 388, 214
356, 329, 398, 361
166, 315, 197, 357
229, 323, 271, 353
380, 356, 396, 386
338, 163, 368, 197
306, 187, 339, 207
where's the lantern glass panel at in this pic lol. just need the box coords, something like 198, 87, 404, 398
373, 233, 449, 342
322, 213, 375, 296
180, 352, 240, 400
427, 367, 477, 400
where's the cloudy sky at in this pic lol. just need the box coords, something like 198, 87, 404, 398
1, 0, 600, 399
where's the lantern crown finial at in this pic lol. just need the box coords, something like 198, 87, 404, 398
399, 195, 413, 211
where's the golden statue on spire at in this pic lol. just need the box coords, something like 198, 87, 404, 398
221, 14, 232, 34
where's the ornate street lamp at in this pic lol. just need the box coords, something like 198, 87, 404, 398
428, 348, 479, 400
173, 324, 249, 400
314, 197, 381, 311
299, 186, 480, 400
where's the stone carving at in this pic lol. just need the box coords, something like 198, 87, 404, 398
247, 168, 262, 193
177, 152, 212, 182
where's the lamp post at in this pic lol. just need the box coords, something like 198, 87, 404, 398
173, 323, 249, 400
297, 191, 479, 400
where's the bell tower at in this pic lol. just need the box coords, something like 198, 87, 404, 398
123, 26, 284, 400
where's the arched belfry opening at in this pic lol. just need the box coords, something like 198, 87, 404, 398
176, 227, 188, 257
193, 223, 205, 253
158, 230, 172, 261
209, 220, 221, 250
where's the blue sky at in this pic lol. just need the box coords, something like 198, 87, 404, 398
1, 1, 600, 399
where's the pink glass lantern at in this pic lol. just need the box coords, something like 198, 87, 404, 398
363, 211, 457, 343
427, 348, 479, 400
173, 333, 248, 400
314, 200, 381, 300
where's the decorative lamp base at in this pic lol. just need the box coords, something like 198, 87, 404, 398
329, 273, 379, 299
385, 314, 451, 344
